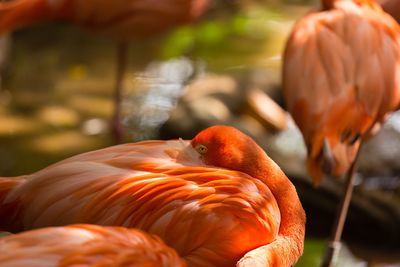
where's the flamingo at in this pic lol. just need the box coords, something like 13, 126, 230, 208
0, 0, 210, 143
282, 0, 400, 265
0, 224, 186, 267
0, 125, 306, 266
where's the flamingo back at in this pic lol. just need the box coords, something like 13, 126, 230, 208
1, 140, 280, 267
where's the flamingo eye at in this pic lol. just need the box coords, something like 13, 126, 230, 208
195, 144, 208, 154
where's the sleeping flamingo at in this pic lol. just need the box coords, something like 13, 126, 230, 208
0, 0, 209, 143
0, 125, 306, 266
282, 0, 400, 265
0, 224, 186, 267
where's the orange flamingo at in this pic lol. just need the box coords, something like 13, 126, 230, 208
0, 224, 186, 267
0, 0, 209, 143
0, 125, 306, 266
282, 0, 400, 265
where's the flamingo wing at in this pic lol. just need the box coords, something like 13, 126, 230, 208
1, 140, 280, 267
0, 224, 186, 267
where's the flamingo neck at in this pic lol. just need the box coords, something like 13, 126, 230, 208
257, 156, 305, 231
245, 153, 306, 264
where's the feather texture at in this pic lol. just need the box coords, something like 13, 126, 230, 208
0, 139, 280, 267
0, 224, 186, 267
0, 0, 209, 39
283, 0, 400, 184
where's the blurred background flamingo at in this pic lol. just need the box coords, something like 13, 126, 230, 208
0, 125, 306, 266
282, 0, 400, 265
0, 224, 186, 267
0, 0, 210, 144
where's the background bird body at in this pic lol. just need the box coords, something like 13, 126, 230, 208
0, 0, 209, 39
0, 138, 281, 266
283, 0, 400, 184
0, 224, 186, 267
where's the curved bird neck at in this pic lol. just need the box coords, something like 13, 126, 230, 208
256, 158, 305, 230
242, 149, 305, 235
243, 151, 306, 264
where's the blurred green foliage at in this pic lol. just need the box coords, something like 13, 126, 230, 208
160, 7, 284, 70
296, 239, 325, 267
0, 232, 11, 238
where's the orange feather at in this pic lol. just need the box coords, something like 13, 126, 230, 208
282, 0, 400, 185
0, 125, 305, 266
0, 0, 209, 39
0, 224, 186, 267
192, 126, 306, 267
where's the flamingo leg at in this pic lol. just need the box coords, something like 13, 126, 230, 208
321, 144, 363, 267
0, 34, 11, 92
111, 41, 127, 144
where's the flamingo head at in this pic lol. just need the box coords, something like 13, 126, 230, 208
191, 125, 271, 177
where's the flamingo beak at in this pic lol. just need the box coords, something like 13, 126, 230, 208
320, 138, 336, 175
